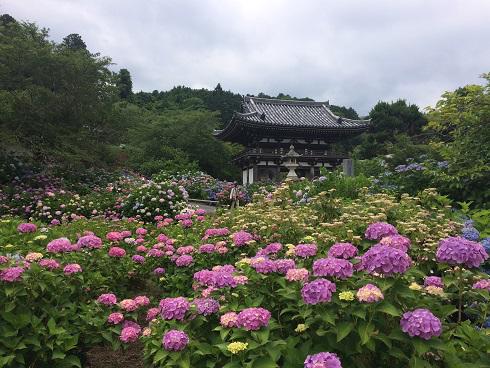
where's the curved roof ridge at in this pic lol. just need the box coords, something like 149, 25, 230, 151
245, 95, 327, 106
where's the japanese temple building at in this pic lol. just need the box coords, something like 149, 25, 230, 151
214, 96, 370, 184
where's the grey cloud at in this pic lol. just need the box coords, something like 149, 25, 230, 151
3, 0, 489, 115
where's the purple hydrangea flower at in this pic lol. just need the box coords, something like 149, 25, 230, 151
63, 263, 82, 275
146, 307, 160, 321
304, 352, 342, 368
237, 307, 271, 331
77, 235, 102, 249
199, 244, 215, 253
153, 267, 165, 275
256, 243, 283, 256
46, 238, 73, 253
400, 308, 442, 340
313, 258, 353, 279
163, 330, 189, 351
361, 244, 411, 276
436, 237, 488, 268
365, 222, 398, 240
252, 258, 277, 274
38, 259, 60, 270
194, 298, 220, 315
132, 255, 145, 264
301, 278, 336, 305
193, 269, 237, 288
17, 223, 37, 233
274, 259, 296, 274
472, 279, 490, 291
175, 255, 193, 267
327, 243, 358, 259
159, 297, 190, 320
232, 230, 254, 246
294, 244, 318, 258
424, 276, 443, 288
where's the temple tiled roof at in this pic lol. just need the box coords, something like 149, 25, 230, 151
214, 96, 370, 143
237, 96, 370, 128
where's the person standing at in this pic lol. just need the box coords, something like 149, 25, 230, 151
229, 183, 240, 209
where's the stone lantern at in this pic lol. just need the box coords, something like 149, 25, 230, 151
282, 145, 300, 180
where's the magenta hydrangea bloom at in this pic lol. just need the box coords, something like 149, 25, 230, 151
313, 258, 353, 280
0, 267, 24, 282
380, 235, 411, 252
106, 231, 123, 242
146, 307, 160, 321
0, 256, 8, 264
436, 237, 488, 268
361, 244, 412, 276
237, 307, 271, 331
134, 295, 150, 306
136, 227, 147, 236
63, 263, 82, 275
365, 222, 398, 240
199, 244, 215, 253
356, 283, 384, 303
97, 293, 117, 305
274, 259, 296, 274
17, 223, 37, 233
472, 279, 490, 291
153, 267, 165, 275
424, 276, 443, 288
301, 278, 336, 305
175, 255, 193, 267
194, 298, 220, 316
38, 259, 60, 270
220, 312, 238, 328
177, 246, 194, 255
132, 255, 145, 264
120, 327, 139, 343
257, 242, 283, 256
328, 243, 358, 259
295, 244, 318, 258
232, 230, 254, 246
147, 249, 164, 258
252, 258, 277, 274
400, 308, 442, 340
77, 235, 102, 249
160, 297, 190, 320
163, 330, 189, 351
304, 352, 342, 368
203, 227, 230, 239
108, 247, 126, 257
194, 269, 237, 288
107, 312, 124, 324
46, 238, 73, 253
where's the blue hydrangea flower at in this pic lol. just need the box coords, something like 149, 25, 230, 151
482, 237, 490, 254
461, 226, 480, 241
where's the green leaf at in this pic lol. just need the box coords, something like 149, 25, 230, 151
336, 321, 354, 342
358, 322, 374, 345
377, 302, 401, 317
252, 356, 278, 368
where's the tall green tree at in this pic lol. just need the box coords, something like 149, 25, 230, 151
117, 68, 133, 99
61, 33, 87, 51
425, 73, 490, 205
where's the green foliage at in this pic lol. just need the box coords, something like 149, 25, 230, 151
425, 73, 490, 207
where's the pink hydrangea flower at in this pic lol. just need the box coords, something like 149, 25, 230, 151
146, 307, 160, 321
356, 284, 384, 303
400, 309, 442, 340
294, 244, 317, 258
313, 258, 353, 280
46, 238, 73, 253
472, 279, 490, 291
120, 327, 139, 343
304, 352, 342, 368
120, 299, 138, 311
232, 230, 254, 246
153, 267, 165, 275
108, 247, 126, 257
159, 297, 190, 320
136, 227, 147, 236
17, 223, 37, 233
132, 255, 145, 263
97, 293, 117, 305
424, 276, 443, 288
106, 232, 123, 242
237, 307, 271, 330
199, 244, 215, 253
285, 268, 309, 282
134, 295, 150, 307
379, 235, 411, 252
63, 263, 82, 275
0, 267, 24, 282
175, 255, 193, 267
107, 312, 124, 324
220, 312, 238, 328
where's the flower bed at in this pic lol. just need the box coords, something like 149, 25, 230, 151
0, 181, 489, 367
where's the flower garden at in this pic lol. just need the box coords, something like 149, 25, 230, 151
1, 173, 489, 368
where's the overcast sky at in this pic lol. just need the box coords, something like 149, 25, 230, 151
2, 0, 489, 115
